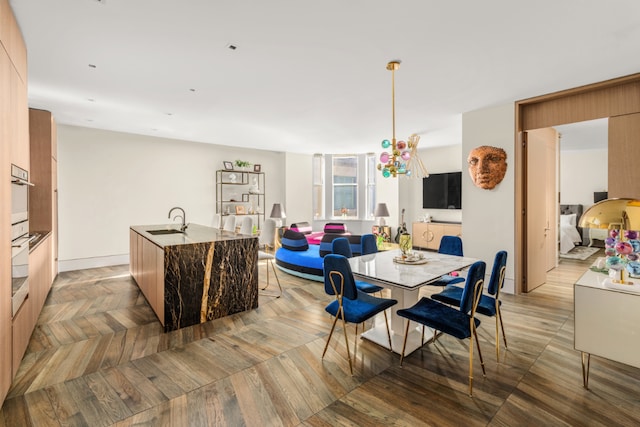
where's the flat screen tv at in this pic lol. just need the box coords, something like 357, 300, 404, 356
422, 172, 462, 209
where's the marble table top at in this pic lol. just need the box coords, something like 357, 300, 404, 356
348, 249, 478, 290
131, 223, 256, 248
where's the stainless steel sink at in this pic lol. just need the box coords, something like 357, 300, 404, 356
147, 229, 184, 235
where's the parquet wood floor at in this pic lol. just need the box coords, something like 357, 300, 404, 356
2, 250, 640, 426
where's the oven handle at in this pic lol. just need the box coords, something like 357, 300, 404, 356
11, 177, 35, 186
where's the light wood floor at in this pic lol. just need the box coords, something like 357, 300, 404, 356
2, 250, 640, 426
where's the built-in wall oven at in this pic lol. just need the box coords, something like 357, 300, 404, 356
11, 164, 33, 317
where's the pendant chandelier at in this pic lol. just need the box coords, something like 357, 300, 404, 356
377, 61, 429, 179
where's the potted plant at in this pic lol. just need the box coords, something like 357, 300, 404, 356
235, 160, 251, 170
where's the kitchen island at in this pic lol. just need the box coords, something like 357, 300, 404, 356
130, 223, 258, 332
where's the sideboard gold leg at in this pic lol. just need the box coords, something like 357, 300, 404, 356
581, 352, 591, 389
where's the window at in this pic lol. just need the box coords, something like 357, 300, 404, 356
312, 154, 325, 219
332, 156, 358, 218
313, 154, 377, 220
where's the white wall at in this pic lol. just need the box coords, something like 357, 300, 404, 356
560, 149, 608, 208
284, 152, 312, 226
461, 104, 516, 294
57, 125, 285, 271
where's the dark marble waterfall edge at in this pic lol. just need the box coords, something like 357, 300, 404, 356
164, 238, 258, 332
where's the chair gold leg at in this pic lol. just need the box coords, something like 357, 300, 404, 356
400, 321, 410, 366
322, 312, 340, 359
497, 305, 507, 349
260, 260, 282, 298
468, 331, 474, 397
495, 314, 500, 362
383, 310, 393, 351
341, 316, 353, 376
473, 327, 486, 376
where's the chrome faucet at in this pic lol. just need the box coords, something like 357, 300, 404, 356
168, 206, 188, 231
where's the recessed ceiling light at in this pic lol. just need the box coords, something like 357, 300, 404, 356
226, 44, 237, 50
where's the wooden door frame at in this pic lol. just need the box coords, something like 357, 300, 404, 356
514, 73, 640, 293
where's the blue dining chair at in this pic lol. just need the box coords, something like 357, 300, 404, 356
322, 254, 398, 375
427, 235, 465, 287
332, 237, 383, 294
432, 250, 508, 361
361, 233, 378, 255
397, 260, 487, 396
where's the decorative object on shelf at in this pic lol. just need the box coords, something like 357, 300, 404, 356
376, 61, 428, 179
579, 198, 640, 284
236, 205, 246, 215
399, 233, 412, 258
254, 164, 261, 172
235, 160, 251, 170
270, 203, 286, 227
223, 161, 234, 170
374, 203, 390, 226
249, 177, 260, 194
228, 173, 237, 183
467, 145, 507, 190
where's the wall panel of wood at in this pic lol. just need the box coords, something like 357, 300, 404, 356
609, 113, 640, 199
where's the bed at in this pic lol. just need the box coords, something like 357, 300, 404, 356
559, 204, 584, 254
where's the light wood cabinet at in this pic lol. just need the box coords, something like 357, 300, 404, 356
412, 222, 462, 251
29, 109, 58, 280
0, 39, 14, 405
1, 0, 27, 403
13, 236, 52, 377
130, 230, 165, 326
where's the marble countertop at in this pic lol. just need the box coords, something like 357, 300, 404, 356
131, 223, 256, 248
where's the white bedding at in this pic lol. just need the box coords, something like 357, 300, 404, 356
559, 213, 582, 254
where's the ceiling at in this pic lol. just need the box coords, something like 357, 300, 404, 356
10, 0, 640, 155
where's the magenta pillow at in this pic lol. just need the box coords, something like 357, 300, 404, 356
290, 222, 312, 235
324, 223, 347, 234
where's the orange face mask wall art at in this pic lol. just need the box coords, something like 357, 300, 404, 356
467, 145, 507, 190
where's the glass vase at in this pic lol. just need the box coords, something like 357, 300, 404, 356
399, 233, 412, 257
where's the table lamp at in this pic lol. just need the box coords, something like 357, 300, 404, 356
374, 203, 390, 226
270, 203, 286, 227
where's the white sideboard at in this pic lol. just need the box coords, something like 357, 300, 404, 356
574, 259, 640, 388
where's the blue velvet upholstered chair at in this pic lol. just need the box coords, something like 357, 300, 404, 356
427, 235, 465, 287
397, 260, 487, 396
322, 254, 398, 375
331, 237, 353, 258
432, 250, 508, 361
331, 237, 383, 294
361, 233, 378, 255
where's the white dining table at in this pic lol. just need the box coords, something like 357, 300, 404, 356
348, 249, 478, 355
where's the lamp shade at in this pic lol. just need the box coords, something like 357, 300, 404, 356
374, 203, 390, 218
270, 203, 286, 219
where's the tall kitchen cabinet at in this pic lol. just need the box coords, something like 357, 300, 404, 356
0, 0, 28, 403
29, 109, 58, 278
216, 170, 265, 230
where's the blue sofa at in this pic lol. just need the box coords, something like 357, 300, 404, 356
275, 231, 375, 281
